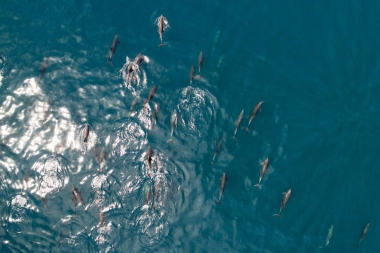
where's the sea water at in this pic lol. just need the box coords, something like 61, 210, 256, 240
0, 0, 379, 252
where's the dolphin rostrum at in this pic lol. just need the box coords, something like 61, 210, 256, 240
274, 188, 291, 218
320, 224, 333, 248
216, 172, 227, 203
107, 34, 120, 65
211, 137, 224, 166
355, 222, 370, 248
230, 110, 244, 140
254, 158, 269, 189
243, 101, 264, 132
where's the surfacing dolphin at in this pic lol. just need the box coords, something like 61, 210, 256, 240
107, 34, 120, 65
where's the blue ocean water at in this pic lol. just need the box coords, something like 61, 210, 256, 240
1, 0, 380, 252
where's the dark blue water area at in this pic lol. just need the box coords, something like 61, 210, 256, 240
1, 0, 380, 252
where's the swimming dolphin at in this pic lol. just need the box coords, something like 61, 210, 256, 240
130, 96, 139, 116
71, 190, 77, 214
243, 101, 264, 132
143, 85, 157, 106
230, 110, 244, 140
355, 222, 370, 248
39, 57, 49, 79
151, 102, 160, 130
216, 172, 227, 203
134, 52, 144, 66
211, 137, 224, 166
254, 158, 269, 189
107, 34, 120, 65
167, 110, 177, 142
190, 65, 194, 84
145, 184, 153, 206
274, 188, 291, 218
147, 145, 153, 174
72, 185, 85, 207
99, 211, 105, 227
157, 15, 169, 46
198, 51, 204, 73
320, 224, 333, 248
98, 147, 107, 172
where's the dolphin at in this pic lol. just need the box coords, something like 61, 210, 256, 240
107, 34, 120, 65
212, 31, 221, 54
72, 185, 85, 207
98, 147, 107, 172
198, 51, 204, 73
216, 172, 227, 203
167, 110, 177, 142
211, 137, 224, 166
274, 188, 291, 218
151, 102, 160, 130
99, 211, 105, 227
145, 184, 153, 206
355, 222, 370, 248
190, 65, 194, 84
130, 96, 139, 116
230, 110, 244, 140
39, 57, 49, 79
243, 101, 264, 132
147, 145, 153, 174
134, 52, 144, 66
71, 190, 77, 214
320, 224, 333, 248
143, 85, 157, 106
157, 15, 168, 46
83, 123, 90, 151
254, 158, 269, 189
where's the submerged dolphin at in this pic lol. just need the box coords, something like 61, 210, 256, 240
190, 65, 194, 84
355, 222, 370, 248
198, 51, 204, 73
107, 34, 120, 65
254, 158, 269, 189
167, 110, 177, 142
216, 172, 227, 203
211, 137, 224, 166
39, 57, 49, 79
230, 110, 244, 140
143, 85, 157, 106
151, 102, 160, 130
274, 188, 291, 218
320, 224, 333, 248
243, 101, 264, 132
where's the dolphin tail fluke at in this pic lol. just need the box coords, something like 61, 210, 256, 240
273, 214, 281, 218
107, 60, 113, 66
167, 138, 173, 143
210, 161, 215, 166
254, 184, 261, 189
215, 199, 222, 204
242, 127, 250, 133
354, 244, 359, 249
229, 136, 237, 141
159, 43, 166, 47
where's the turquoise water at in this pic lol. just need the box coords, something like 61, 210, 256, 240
1, 0, 379, 252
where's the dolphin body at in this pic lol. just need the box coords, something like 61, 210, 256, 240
230, 110, 244, 140
216, 172, 227, 203
355, 222, 370, 248
157, 15, 169, 46
143, 85, 157, 106
198, 52, 204, 73
107, 34, 120, 65
39, 57, 49, 79
254, 158, 269, 189
167, 110, 177, 142
211, 137, 224, 166
243, 101, 264, 132
274, 188, 291, 218
320, 224, 333, 248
